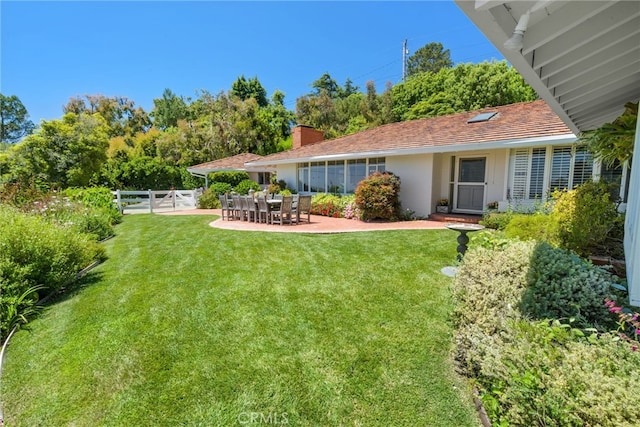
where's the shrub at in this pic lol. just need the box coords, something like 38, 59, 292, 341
234, 179, 261, 195
63, 186, 122, 225
0, 206, 104, 341
197, 188, 220, 209
503, 213, 559, 245
478, 319, 640, 426
209, 182, 233, 196
551, 181, 624, 258
452, 240, 535, 373
354, 171, 401, 221
479, 211, 513, 230
452, 240, 636, 426
522, 242, 615, 328
208, 171, 250, 188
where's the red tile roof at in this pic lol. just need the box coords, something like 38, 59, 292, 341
249, 100, 574, 164
189, 153, 266, 171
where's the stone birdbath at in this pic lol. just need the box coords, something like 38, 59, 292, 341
441, 223, 485, 277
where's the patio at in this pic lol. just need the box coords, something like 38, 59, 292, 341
159, 208, 449, 233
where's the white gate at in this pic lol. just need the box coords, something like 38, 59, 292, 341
113, 189, 202, 213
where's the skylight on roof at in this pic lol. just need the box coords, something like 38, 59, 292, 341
468, 111, 497, 123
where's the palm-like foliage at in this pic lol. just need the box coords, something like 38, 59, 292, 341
580, 101, 637, 167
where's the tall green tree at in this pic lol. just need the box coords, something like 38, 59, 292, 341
0, 94, 35, 144
151, 89, 190, 129
406, 42, 453, 78
63, 94, 151, 137
231, 75, 268, 107
392, 60, 537, 121
7, 113, 109, 188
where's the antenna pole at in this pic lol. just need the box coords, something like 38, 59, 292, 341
402, 39, 408, 81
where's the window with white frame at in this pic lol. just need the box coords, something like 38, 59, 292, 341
297, 164, 309, 192
509, 145, 594, 200
368, 157, 386, 175
310, 162, 325, 192
296, 157, 384, 194
327, 161, 345, 193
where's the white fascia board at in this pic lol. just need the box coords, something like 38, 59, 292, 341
246, 134, 576, 166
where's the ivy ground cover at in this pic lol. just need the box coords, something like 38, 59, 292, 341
2, 214, 477, 426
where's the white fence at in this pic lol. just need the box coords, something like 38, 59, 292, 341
113, 189, 202, 213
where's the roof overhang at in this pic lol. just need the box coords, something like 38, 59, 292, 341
246, 134, 576, 166
454, 0, 640, 134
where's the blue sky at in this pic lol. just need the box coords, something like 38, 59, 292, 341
1, 1, 504, 124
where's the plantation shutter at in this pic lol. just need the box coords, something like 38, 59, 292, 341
572, 146, 593, 188
550, 147, 572, 191
511, 148, 529, 199
529, 148, 546, 198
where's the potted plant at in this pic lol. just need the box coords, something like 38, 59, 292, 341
436, 198, 450, 213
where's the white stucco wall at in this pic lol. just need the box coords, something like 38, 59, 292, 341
386, 154, 434, 218
273, 164, 298, 191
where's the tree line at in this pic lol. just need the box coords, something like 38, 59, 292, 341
0, 42, 538, 191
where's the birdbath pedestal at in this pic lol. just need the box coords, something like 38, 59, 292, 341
446, 223, 485, 261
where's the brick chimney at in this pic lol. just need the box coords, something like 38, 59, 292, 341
292, 125, 323, 149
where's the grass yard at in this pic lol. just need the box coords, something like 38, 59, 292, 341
2, 214, 478, 426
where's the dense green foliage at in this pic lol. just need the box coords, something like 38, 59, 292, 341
551, 181, 625, 258
233, 179, 261, 195
406, 42, 453, 77
504, 212, 559, 244
196, 187, 220, 209
523, 242, 615, 327
354, 171, 401, 221
3, 215, 478, 426
0, 94, 35, 144
391, 60, 537, 121
0, 205, 104, 341
208, 171, 250, 187
580, 101, 637, 167
452, 241, 638, 426
478, 210, 513, 230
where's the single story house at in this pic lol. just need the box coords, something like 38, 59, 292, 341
453, 0, 640, 303
187, 152, 274, 189
244, 100, 629, 218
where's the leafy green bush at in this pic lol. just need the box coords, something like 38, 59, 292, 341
354, 171, 401, 221
63, 186, 122, 225
504, 213, 559, 245
479, 211, 513, 230
452, 240, 534, 373
0, 206, 104, 341
208, 171, 250, 187
234, 179, 261, 195
478, 319, 640, 426
522, 242, 615, 328
197, 188, 220, 209
209, 182, 233, 196
551, 181, 624, 258
452, 240, 635, 426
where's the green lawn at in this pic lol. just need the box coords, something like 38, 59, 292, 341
2, 214, 478, 426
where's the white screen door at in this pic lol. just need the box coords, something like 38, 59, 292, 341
456, 157, 486, 211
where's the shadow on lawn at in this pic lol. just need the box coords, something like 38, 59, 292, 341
39, 271, 105, 307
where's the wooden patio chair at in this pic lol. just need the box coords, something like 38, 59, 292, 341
296, 195, 312, 224
270, 195, 293, 225
231, 194, 242, 220
219, 194, 232, 220
246, 195, 258, 223
257, 196, 270, 224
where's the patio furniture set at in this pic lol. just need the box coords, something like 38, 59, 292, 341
219, 194, 312, 225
